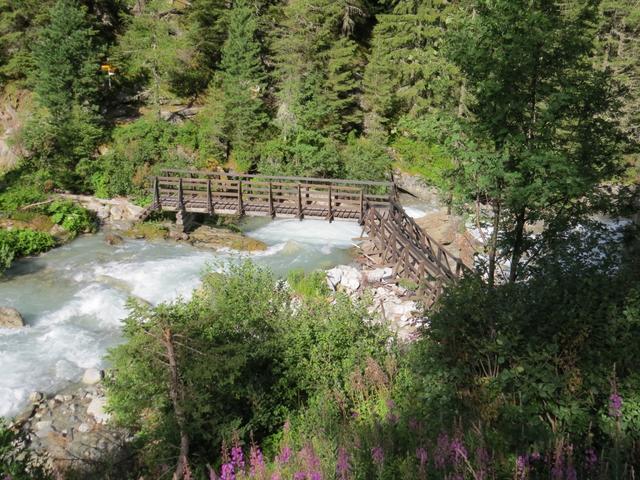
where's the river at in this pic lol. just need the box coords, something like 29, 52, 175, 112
0, 218, 364, 418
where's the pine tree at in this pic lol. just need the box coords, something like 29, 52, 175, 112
23, 0, 103, 186
362, 0, 465, 139
218, 0, 269, 170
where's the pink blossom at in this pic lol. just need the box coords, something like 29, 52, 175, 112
337, 447, 351, 480
416, 447, 428, 467
276, 446, 292, 465
371, 446, 384, 466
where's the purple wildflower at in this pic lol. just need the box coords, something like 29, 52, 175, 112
609, 392, 623, 418
250, 445, 265, 477
585, 448, 598, 470
309, 472, 323, 480
516, 455, 528, 480
220, 462, 235, 480
416, 447, 428, 468
300, 445, 321, 471
270, 473, 281, 480
293, 473, 306, 480
551, 449, 564, 480
566, 465, 577, 480
231, 446, 245, 470
529, 451, 541, 462
408, 418, 421, 432
475, 447, 490, 480
276, 446, 292, 465
386, 412, 399, 425
450, 438, 468, 463
435, 433, 450, 469
371, 446, 384, 466
337, 447, 351, 480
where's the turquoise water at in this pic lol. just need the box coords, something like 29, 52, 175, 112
0, 218, 363, 417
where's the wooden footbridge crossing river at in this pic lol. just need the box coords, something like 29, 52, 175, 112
146, 169, 469, 304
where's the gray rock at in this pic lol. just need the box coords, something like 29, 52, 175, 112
87, 396, 110, 424
82, 368, 103, 385
365, 267, 393, 283
34, 421, 53, 438
104, 233, 124, 246
29, 391, 44, 403
0, 307, 25, 328
77, 422, 91, 433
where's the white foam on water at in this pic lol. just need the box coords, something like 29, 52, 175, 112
404, 207, 427, 219
247, 218, 361, 248
0, 223, 362, 418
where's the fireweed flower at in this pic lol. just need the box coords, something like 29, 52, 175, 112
551, 449, 564, 480
585, 448, 598, 470
220, 462, 235, 480
293, 473, 306, 480
276, 446, 292, 465
435, 433, 450, 469
450, 438, 468, 463
371, 446, 384, 466
270, 473, 282, 480
309, 472, 323, 480
516, 455, 528, 480
475, 447, 490, 480
416, 447, 428, 469
231, 446, 245, 470
337, 447, 351, 480
300, 445, 321, 471
250, 445, 265, 477
609, 392, 623, 418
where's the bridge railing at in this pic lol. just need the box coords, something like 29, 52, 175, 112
153, 169, 394, 221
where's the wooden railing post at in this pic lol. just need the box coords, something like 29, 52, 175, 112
297, 184, 303, 220
153, 176, 161, 210
207, 178, 213, 215
237, 180, 244, 216
359, 190, 364, 225
177, 177, 185, 211
268, 182, 275, 218
327, 185, 333, 222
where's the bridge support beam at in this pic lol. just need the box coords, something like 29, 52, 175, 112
175, 209, 195, 235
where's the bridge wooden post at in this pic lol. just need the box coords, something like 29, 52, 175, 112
206, 179, 213, 215
153, 176, 161, 210
237, 180, 244, 216
327, 185, 333, 222
268, 182, 275, 218
359, 190, 364, 225
297, 184, 303, 220
177, 178, 185, 211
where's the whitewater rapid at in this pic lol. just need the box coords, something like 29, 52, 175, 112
0, 219, 362, 418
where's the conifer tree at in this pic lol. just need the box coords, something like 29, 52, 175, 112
23, 0, 103, 186
362, 0, 464, 139
218, 0, 269, 170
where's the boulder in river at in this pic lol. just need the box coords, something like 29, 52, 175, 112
0, 306, 25, 328
104, 232, 124, 246
82, 368, 103, 385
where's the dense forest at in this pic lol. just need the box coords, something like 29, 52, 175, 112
1, 0, 639, 479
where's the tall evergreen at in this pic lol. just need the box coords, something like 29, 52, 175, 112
449, 0, 624, 283
362, 0, 464, 139
218, 0, 269, 170
23, 0, 103, 186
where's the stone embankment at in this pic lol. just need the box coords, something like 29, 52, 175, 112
56, 194, 145, 228
326, 265, 425, 341
12, 368, 129, 476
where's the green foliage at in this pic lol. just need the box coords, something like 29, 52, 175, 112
0, 228, 55, 273
447, 0, 625, 282
0, 419, 49, 480
106, 261, 393, 475
0, 184, 45, 213
46, 200, 96, 237
342, 136, 392, 182
216, 0, 269, 169
286, 269, 330, 299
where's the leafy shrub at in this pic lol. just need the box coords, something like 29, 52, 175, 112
46, 200, 96, 237
0, 228, 55, 273
286, 269, 330, 299
0, 419, 49, 479
342, 136, 392, 182
0, 184, 45, 214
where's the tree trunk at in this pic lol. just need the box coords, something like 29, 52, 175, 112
509, 208, 527, 283
163, 328, 190, 480
488, 202, 501, 287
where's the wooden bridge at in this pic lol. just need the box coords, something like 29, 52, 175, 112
147, 169, 469, 303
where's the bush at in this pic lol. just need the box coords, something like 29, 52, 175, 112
0, 184, 46, 214
0, 419, 49, 479
286, 269, 330, 299
46, 200, 96, 237
0, 228, 55, 273
342, 136, 392, 182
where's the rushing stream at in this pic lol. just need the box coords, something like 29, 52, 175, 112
0, 218, 363, 418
